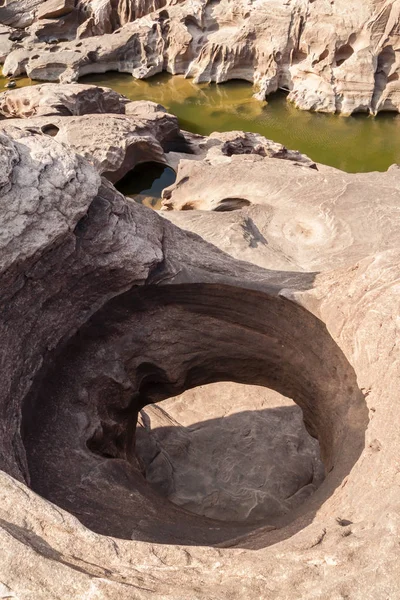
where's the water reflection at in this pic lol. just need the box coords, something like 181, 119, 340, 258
115, 162, 176, 209
0, 74, 35, 92
81, 72, 400, 173
2, 70, 400, 172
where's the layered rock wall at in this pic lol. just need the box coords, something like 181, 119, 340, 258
3, 0, 400, 113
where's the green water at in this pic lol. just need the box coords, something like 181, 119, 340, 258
0, 74, 35, 92
80, 72, 400, 173
3, 70, 400, 172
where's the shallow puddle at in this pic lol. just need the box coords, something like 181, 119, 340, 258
0, 74, 35, 92
116, 162, 176, 209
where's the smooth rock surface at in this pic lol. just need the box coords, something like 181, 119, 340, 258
0, 0, 44, 27
0, 85, 399, 599
0, 122, 399, 598
161, 139, 400, 271
0, 24, 15, 62
137, 382, 324, 522
37, 0, 75, 20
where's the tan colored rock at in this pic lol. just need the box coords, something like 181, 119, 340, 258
0, 25, 15, 62
0, 74, 400, 598
0, 99, 185, 181
161, 142, 400, 271
37, 0, 75, 20
0, 82, 129, 118
45, 110, 181, 180
76, 0, 168, 38
0, 0, 44, 27
32, 9, 84, 42
181, 129, 317, 167
0, 123, 400, 599
4, 0, 400, 114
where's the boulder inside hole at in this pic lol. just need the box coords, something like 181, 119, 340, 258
135, 382, 325, 523
21, 283, 368, 545
115, 161, 176, 209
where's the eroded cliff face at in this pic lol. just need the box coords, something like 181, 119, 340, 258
76, 0, 170, 37
2, 0, 400, 114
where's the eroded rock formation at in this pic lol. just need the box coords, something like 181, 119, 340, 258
3, 0, 400, 113
0, 82, 399, 598
0, 84, 187, 180
0, 82, 129, 116
161, 131, 400, 271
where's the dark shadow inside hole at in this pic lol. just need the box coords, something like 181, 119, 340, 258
372, 46, 397, 111
41, 124, 60, 137
335, 43, 354, 66
21, 282, 369, 547
292, 49, 308, 64
115, 161, 176, 209
214, 197, 251, 211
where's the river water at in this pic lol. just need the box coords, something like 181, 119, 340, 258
2, 71, 400, 172
81, 72, 400, 173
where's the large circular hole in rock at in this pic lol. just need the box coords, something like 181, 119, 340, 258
115, 161, 176, 209
136, 382, 325, 523
21, 284, 367, 546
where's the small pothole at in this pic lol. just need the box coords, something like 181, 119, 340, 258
115, 162, 176, 209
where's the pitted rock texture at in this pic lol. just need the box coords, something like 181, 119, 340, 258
0, 93, 400, 599
0, 85, 188, 181
0, 83, 129, 118
161, 134, 400, 271
3, 0, 400, 114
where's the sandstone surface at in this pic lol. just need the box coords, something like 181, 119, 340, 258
0, 84, 187, 180
137, 383, 325, 523
0, 85, 399, 599
37, 0, 75, 20
0, 24, 15, 62
0, 82, 129, 117
161, 136, 400, 271
0, 0, 45, 28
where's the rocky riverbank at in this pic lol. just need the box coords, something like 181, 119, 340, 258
2, 0, 400, 114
